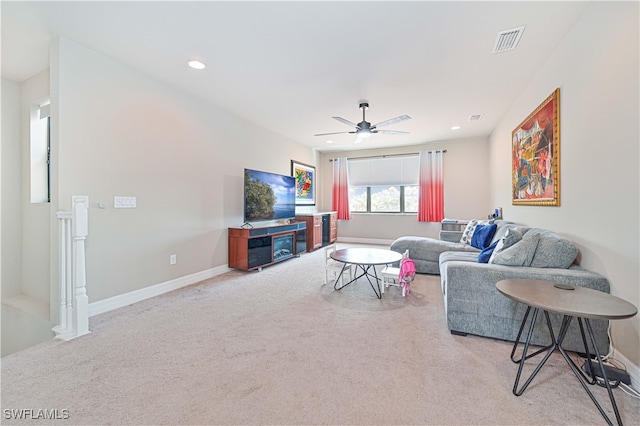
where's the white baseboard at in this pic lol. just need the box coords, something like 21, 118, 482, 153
336, 237, 395, 246
88, 265, 231, 317
611, 348, 640, 392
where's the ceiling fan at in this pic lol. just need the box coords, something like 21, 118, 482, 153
315, 102, 411, 143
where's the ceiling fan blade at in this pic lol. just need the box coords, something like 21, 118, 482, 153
373, 115, 411, 128
375, 130, 410, 135
314, 131, 352, 136
332, 116, 359, 128
354, 134, 367, 144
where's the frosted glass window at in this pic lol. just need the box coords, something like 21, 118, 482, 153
30, 100, 50, 203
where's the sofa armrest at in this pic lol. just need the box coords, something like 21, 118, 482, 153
443, 261, 610, 296
441, 261, 610, 354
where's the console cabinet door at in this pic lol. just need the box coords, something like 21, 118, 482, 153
329, 212, 337, 243
295, 212, 337, 252
312, 215, 322, 250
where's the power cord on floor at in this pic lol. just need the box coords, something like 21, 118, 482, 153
618, 382, 640, 399
601, 320, 614, 362
600, 322, 640, 399
576, 354, 640, 399
602, 358, 640, 399
595, 376, 620, 389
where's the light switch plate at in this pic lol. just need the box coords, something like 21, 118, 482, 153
114, 196, 136, 208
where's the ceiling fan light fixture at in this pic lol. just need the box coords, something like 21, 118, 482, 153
315, 102, 410, 143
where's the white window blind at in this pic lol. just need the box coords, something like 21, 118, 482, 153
348, 155, 419, 186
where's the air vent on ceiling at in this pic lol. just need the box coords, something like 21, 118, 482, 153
492, 26, 525, 53
469, 114, 483, 121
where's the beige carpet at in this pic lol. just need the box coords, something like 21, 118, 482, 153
2, 244, 639, 425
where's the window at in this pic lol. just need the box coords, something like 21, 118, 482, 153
348, 186, 367, 212
30, 100, 50, 203
348, 155, 419, 213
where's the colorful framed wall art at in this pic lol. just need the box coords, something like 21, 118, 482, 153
291, 160, 316, 206
512, 88, 560, 206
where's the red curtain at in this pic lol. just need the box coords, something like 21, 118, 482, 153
332, 157, 351, 220
418, 150, 444, 222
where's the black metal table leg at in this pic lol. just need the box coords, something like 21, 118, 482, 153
497, 279, 636, 426
333, 263, 351, 291
512, 308, 558, 396
366, 264, 382, 299
510, 306, 554, 364
510, 310, 623, 426
334, 263, 381, 299
555, 319, 622, 426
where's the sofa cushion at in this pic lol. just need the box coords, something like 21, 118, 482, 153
478, 240, 499, 263
460, 220, 480, 245
488, 228, 523, 263
490, 232, 540, 266
390, 236, 480, 274
491, 222, 524, 244
471, 223, 497, 250
528, 229, 578, 269
439, 251, 481, 264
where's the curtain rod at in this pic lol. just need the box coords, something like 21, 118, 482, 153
329, 150, 446, 162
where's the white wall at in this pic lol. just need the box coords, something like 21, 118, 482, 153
50, 37, 315, 303
2, 75, 55, 356
20, 70, 51, 303
318, 136, 491, 242
1, 78, 22, 298
489, 2, 639, 365
1, 71, 51, 303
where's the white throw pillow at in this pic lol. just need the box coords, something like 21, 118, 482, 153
459, 220, 480, 245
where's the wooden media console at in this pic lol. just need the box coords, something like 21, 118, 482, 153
228, 222, 307, 271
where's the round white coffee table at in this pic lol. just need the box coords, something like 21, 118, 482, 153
330, 248, 403, 299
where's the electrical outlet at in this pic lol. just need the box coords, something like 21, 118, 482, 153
169, 254, 177, 265
114, 196, 136, 208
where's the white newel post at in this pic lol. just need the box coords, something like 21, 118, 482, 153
53, 212, 72, 337
53, 196, 90, 340
72, 195, 90, 337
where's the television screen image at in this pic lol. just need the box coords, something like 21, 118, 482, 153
244, 168, 296, 223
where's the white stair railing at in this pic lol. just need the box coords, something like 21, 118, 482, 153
53, 195, 90, 340
53, 211, 72, 337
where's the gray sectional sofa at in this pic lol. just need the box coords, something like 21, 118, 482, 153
389, 220, 611, 354
390, 220, 514, 274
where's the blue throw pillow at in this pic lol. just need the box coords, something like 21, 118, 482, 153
478, 240, 499, 263
471, 223, 497, 250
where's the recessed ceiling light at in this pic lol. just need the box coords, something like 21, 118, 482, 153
451, 126, 461, 130
187, 59, 206, 70
326, 140, 334, 144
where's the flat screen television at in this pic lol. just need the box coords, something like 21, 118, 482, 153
244, 168, 296, 223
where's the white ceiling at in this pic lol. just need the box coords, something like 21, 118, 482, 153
1, 1, 590, 152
